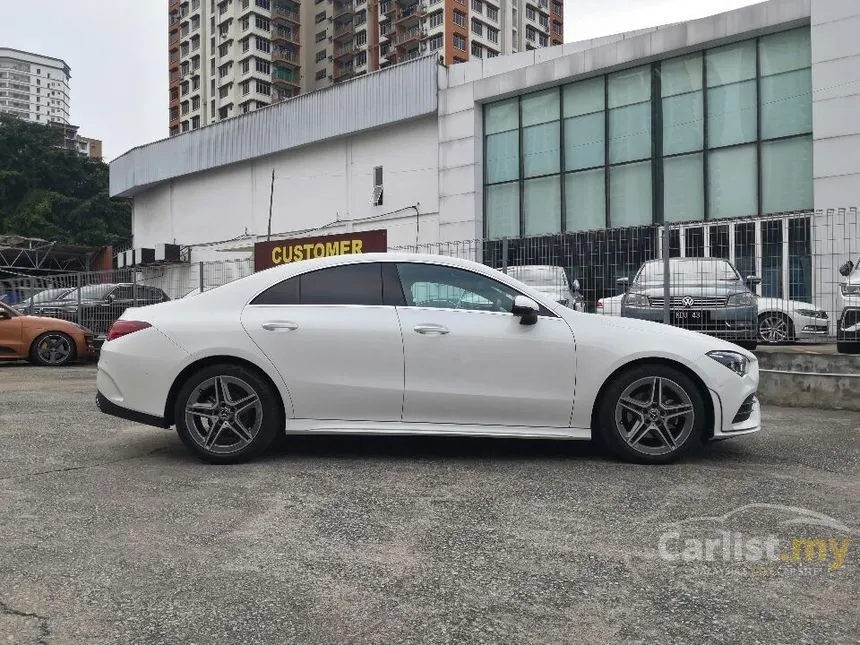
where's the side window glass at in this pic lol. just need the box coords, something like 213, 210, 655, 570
250, 263, 384, 306
112, 286, 133, 300
300, 263, 383, 305
396, 263, 518, 313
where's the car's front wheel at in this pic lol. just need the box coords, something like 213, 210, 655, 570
597, 364, 706, 464
29, 332, 76, 366
174, 363, 281, 464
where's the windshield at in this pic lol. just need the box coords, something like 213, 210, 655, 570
28, 288, 73, 303
506, 266, 568, 286
635, 259, 740, 283
0, 301, 18, 318
60, 284, 115, 301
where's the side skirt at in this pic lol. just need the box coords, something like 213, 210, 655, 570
285, 419, 592, 441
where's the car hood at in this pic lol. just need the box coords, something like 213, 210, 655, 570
630, 282, 748, 297
19, 315, 91, 334
757, 297, 820, 311
561, 308, 756, 360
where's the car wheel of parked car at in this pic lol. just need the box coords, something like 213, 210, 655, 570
29, 332, 76, 367
836, 341, 860, 355
174, 363, 281, 464
597, 364, 706, 464
758, 312, 794, 344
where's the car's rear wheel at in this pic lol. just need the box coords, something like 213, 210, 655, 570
597, 364, 706, 464
174, 363, 280, 464
29, 332, 76, 366
758, 312, 794, 344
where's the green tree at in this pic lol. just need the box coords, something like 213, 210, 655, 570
0, 116, 131, 246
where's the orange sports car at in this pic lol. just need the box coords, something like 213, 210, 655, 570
0, 300, 94, 366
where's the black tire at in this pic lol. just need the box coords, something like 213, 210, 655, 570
757, 312, 794, 344
596, 363, 707, 465
836, 341, 860, 355
29, 332, 76, 367
174, 363, 281, 464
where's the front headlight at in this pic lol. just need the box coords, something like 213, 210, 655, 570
624, 293, 649, 307
727, 292, 756, 306
707, 350, 750, 376
841, 284, 860, 296
796, 309, 827, 319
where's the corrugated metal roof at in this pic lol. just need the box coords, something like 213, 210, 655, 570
110, 56, 440, 198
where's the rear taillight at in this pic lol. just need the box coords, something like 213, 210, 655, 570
596, 299, 604, 308
107, 320, 151, 341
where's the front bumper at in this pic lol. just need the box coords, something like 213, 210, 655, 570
621, 305, 758, 340
837, 307, 860, 341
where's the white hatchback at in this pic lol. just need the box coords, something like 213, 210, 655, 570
96, 254, 761, 465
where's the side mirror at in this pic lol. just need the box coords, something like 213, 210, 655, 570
105, 294, 115, 304
746, 275, 762, 286
571, 279, 581, 292
616, 277, 630, 293
511, 295, 539, 326
839, 260, 855, 277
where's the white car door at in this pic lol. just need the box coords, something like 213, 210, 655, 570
395, 263, 577, 428
241, 262, 404, 422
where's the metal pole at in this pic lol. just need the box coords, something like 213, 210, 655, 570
199, 262, 205, 294
502, 237, 509, 274
662, 225, 671, 325
132, 269, 138, 307
76, 273, 83, 326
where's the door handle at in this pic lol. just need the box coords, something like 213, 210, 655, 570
413, 324, 450, 335
262, 321, 299, 331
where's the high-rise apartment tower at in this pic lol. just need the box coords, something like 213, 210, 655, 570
168, 0, 562, 135
0, 48, 71, 125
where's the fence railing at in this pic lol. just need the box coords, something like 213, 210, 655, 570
1, 209, 858, 347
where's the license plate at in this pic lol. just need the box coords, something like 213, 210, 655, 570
673, 310, 703, 320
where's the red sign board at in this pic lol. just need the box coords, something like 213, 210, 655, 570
254, 229, 388, 271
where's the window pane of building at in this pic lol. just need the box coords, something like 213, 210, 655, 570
708, 144, 757, 219
661, 54, 702, 96
707, 80, 757, 147
523, 121, 561, 177
564, 112, 604, 170
609, 102, 651, 163
706, 41, 756, 87
663, 91, 703, 155
609, 161, 652, 227
486, 182, 520, 238
524, 176, 561, 235
563, 77, 604, 117
485, 98, 518, 134
565, 169, 605, 232
521, 88, 559, 126
664, 153, 704, 222
761, 220, 783, 298
486, 131, 519, 183
761, 136, 813, 213
759, 28, 811, 77
608, 66, 650, 108
760, 68, 812, 139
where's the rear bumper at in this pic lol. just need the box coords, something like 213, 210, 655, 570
96, 391, 169, 429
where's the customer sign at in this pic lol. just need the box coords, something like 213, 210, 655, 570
254, 230, 388, 271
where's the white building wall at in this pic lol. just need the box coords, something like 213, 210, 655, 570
810, 0, 860, 313
132, 116, 440, 261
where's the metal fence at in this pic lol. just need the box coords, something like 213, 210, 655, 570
1, 208, 858, 346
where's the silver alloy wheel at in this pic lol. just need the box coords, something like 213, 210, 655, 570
758, 314, 790, 343
614, 376, 696, 456
184, 375, 264, 456
36, 334, 73, 365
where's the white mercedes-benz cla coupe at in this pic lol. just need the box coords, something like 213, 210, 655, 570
96, 254, 761, 465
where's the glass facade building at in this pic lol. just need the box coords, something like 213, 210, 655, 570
482, 27, 814, 305
483, 27, 813, 238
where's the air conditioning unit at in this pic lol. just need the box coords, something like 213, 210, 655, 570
135, 248, 156, 266
123, 249, 135, 267
154, 243, 182, 263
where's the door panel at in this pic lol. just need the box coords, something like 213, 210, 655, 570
398, 307, 577, 427
0, 316, 24, 356
241, 305, 404, 422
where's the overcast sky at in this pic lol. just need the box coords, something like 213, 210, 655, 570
0, 0, 761, 162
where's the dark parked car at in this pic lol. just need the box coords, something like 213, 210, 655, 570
618, 257, 760, 350
36, 283, 170, 339
13, 287, 75, 315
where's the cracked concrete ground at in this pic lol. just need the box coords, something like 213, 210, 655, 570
0, 363, 858, 645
